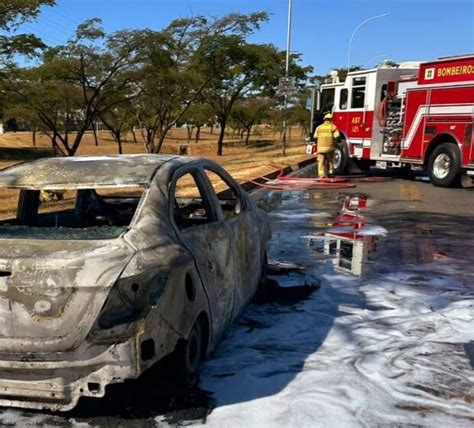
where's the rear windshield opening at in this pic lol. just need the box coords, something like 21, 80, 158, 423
0, 187, 145, 240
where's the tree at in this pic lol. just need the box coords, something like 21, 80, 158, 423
4, 63, 83, 155
198, 34, 268, 155
199, 30, 311, 155
5, 19, 142, 156
288, 105, 310, 137
130, 18, 210, 154
286, 90, 313, 137
100, 101, 135, 154
131, 13, 270, 154
182, 102, 213, 143
0, 0, 55, 130
3, 102, 42, 145
0, 0, 55, 62
229, 97, 272, 145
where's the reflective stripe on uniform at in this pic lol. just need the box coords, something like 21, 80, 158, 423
314, 122, 340, 153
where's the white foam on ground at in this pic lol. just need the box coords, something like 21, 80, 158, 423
270, 210, 331, 220
194, 257, 474, 427
0, 411, 50, 427
327, 225, 388, 236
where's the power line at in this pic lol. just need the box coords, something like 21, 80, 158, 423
18, 16, 75, 45
187, 0, 195, 17
36, 15, 75, 35
20, 23, 65, 45
0, 5, 76, 47
49, 8, 82, 27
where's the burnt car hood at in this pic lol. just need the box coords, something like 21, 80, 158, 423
0, 238, 134, 354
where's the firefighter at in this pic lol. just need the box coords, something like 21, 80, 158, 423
314, 113, 340, 178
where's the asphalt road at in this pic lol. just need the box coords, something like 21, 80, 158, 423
2, 169, 473, 427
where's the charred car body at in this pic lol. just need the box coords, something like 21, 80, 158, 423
0, 155, 270, 411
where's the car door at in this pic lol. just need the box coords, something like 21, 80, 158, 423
169, 165, 235, 339
202, 165, 261, 314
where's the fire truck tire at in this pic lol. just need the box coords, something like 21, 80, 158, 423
334, 141, 350, 176
428, 143, 461, 187
396, 165, 415, 180
351, 159, 372, 173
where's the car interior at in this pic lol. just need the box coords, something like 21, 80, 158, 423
0, 188, 143, 229
173, 196, 211, 228
204, 168, 242, 219
172, 169, 243, 229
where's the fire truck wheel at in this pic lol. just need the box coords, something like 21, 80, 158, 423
334, 141, 350, 176
351, 159, 373, 173
395, 165, 415, 180
428, 143, 461, 188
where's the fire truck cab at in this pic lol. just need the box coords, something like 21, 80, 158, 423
315, 55, 474, 187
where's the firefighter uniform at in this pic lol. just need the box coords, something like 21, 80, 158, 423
314, 114, 340, 178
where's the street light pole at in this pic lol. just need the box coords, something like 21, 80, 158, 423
285, 0, 293, 74
282, 0, 293, 156
347, 13, 389, 73
364, 53, 391, 68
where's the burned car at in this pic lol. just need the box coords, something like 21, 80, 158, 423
0, 155, 270, 411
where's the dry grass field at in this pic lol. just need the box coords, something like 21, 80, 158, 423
0, 126, 310, 182
0, 127, 312, 220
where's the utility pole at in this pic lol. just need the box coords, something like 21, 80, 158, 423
281, 0, 293, 156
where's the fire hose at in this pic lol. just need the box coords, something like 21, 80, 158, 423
246, 162, 395, 191
248, 179, 356, 190
248, 163, 357, 190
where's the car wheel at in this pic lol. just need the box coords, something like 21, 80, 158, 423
177, 321, 203, 386
261, 251, 268, 280
253, 252, 269, 302
333, 141, 350, 176
428, 143, 461, 187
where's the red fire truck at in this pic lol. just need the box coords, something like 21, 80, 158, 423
313, 54, 474, 187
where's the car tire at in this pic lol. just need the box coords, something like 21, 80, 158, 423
253, 252, 269, 303
176, 321, 203, 386
259, 252, 268, 288
428, 143, 461, 188
333, 141, 350, 176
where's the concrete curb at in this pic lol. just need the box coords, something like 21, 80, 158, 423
240, 157, 316, 193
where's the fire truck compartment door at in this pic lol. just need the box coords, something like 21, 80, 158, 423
402, 90, 430, 159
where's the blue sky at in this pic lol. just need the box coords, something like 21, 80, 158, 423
22, 0, 474, 74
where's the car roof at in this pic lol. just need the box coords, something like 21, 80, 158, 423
0, 155, 190, 190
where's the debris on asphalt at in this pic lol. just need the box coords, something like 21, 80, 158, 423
253, 277, 320, 305
268, 260, 306, 274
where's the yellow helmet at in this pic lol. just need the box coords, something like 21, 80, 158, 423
324, 113, 333, 121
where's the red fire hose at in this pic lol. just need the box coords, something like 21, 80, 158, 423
248, 163, 357, 190
249, 180, 356, 190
